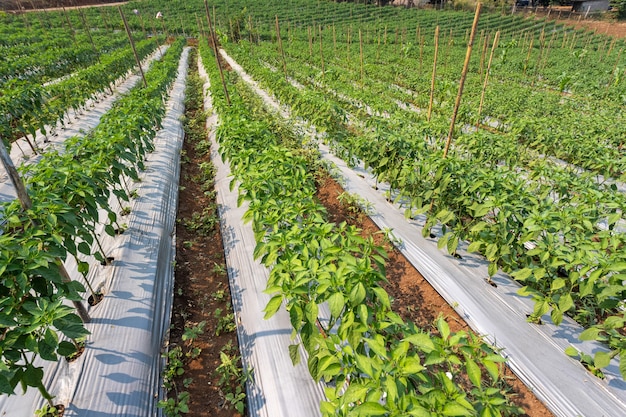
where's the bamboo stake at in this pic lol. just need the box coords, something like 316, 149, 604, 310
205, 0, 231, 106
333, 24, 337, 53
0, 139, 90, 323
275, 16, 288, 82
428, 26, 439, 122
443, 3, 482, 159
136, 11, 146, 38
62, 7, 78, 47
180, 15, 186, 38
523, 37, 533, 75
249, 15, 253, 44
348, 25, 352, 56
607, 38, 617, 56
476, 31, 500, 127
78, 8, 100, 63
419, 34, 424, 73
359, 29, 364, 86
606, 48, 623, 94
16, 0, 30, 30
118, 7, 147, 89
319, 25, 325, 80
479, 31, 489, 82
308, 26, 313, 59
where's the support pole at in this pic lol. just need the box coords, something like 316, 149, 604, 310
206, 0, 231, 106
275, 16, 288, 82
119, 6, 147, 89
443, 3, 482, 159
476, 31, 500, 128
319, 25, 325, 79
359, 29, 364, 86
427, 26, 440, 122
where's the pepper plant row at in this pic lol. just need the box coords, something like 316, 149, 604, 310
0, 38, 159, 150
222, 37, 626, 380
200, 41, 523, 417
0, 38, 184, 408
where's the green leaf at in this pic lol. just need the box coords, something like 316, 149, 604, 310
551, 278, 566, 291
77, 241, 91, 256
305, 301, 319, 325
0, 374, 13, 395
328, 292, 345, 319
511, 268, 532, 281
437, 234, 449, 250
466, 241, 482, 253
437, 316, 450, 340
487, 262, 497, 277
38, 329, 58, 361
404, 332, 435, 353
351, 402, 387, 416
550, 307, 563, 326
264, 295, 283, 319
343, 382, 369, 404
22, 365, 44, 388
564, 346, 579, 357
594, 351, 612, 369
465, 358, 481, 387
349, 282, 366, 306
442, 402, 473, 416
579, 327, 602, 341
57, 341, 77, 357
365, 337, 388, 359
105, 224, 116, 237
447, 235, 459, 255
289, 344, 301, 366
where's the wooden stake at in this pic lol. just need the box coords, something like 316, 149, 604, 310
308, 26, 313, 59
443, 3, 482, 159
606, 48, 623, 94
0, 138, 90, 323
61, 7, 78, 47
479, 31, 489, 81
205, 0, 231, 106
359, 29, 364, 86
419, 34, 424, 73
118, 7, 147, 89
275, 16, 288, 82
477, 31, 500, 127
523, 37, 533, 75
78, 8, 100, 63
319, 25, 325, 79
608, 38, 617, 56
347, 25, 351, 56
427, 26, 439, 122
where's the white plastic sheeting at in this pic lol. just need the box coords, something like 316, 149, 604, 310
219, 48, 626, 417
198, 55, 325, 417
0, 47, 188, 417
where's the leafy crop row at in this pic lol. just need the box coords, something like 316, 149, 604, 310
221, 22, 626, 380
0, 38, 184, 410
200, 40, 522, 417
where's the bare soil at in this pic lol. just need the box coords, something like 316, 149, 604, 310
169, 50, 242, 417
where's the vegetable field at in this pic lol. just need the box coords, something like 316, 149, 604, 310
1, 0, 626, 416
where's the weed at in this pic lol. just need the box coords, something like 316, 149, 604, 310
215, 346, 251, 415
212, 288, 227, 302
183, 207, 218, 236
